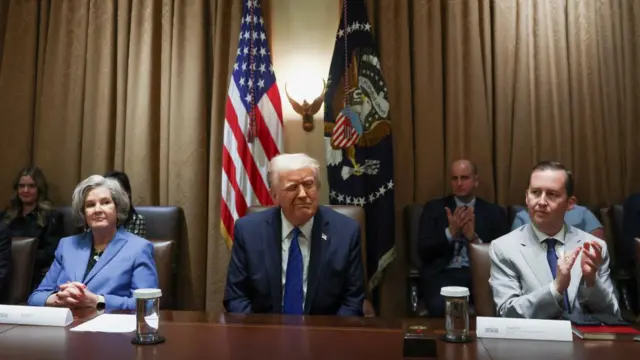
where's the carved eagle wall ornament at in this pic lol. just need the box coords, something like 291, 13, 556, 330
284, 79, 327, 132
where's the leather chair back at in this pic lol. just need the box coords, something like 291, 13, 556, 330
506, 205, 525, 228
135, 206, 183, 310
403, 205, 423, 277
9, 237, 38, 304
58, 206, 83, 237
135, 206, 183, 242
246, 205, 374, 316
149, 239, 175, 309
469, 243, 496, 317
611, 204, 624, 259
599, 206, 619, 269
585, 204, 604, 223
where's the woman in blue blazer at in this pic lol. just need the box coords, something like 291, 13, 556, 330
28, 175, 158, 310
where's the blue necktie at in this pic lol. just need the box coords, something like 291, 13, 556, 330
283, 227, 303, 314
545, 238, 571, 312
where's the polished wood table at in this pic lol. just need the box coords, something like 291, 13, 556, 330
0, 311, 637, 359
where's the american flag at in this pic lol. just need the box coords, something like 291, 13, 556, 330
221, 0, 283, 247
331, 112, 359, 148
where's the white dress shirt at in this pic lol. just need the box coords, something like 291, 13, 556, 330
281, 211, 313, 303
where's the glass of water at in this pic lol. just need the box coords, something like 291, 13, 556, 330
440, 286, 471, 342
132, 288, 165, 345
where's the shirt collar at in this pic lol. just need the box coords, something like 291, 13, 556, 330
454, 196, 476, 208
281, 210, 314, 240
531, 223, 566, 244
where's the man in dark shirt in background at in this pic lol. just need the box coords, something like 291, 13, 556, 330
418, 159, 509, 316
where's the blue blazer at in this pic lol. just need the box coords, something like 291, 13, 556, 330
224, 206, 365, 316
28, 228, 158, 310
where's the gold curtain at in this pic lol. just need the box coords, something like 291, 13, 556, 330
368, 0, 640, 316
2, 0, 640, 317
0, 0, 244, 311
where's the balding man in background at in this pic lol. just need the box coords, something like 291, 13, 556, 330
418, 160, 509, 316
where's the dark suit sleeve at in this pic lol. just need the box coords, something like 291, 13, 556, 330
223, 222, 253, 314
337, 224, 365, 317
623, 194, 640, 269
37, 211, 64, 272
0, 225, 11, 300
418, 201, 452, 266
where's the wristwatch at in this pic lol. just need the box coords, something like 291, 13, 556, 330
96, 295, 106, 311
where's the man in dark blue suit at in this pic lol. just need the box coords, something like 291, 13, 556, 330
0, 222, 11, 303
418, 160, 509, 316
223, 153, 365, 316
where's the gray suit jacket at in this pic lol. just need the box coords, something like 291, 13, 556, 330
489, 224, 620, 319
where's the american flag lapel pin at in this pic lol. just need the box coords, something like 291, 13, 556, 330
321, 233, 328, 241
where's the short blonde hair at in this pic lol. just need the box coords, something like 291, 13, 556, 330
71, 175, 130, 227
268, 153, 321, 189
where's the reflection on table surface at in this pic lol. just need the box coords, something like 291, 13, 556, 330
0, 310, 637, 360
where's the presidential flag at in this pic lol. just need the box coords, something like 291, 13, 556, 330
221, 0, 283, 247
324, 0, 395, 290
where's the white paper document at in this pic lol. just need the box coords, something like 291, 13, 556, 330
0, 305, 73, 327
70, 314, 136, 333
476, 316, 573, 342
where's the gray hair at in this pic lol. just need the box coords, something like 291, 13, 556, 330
268, 153, 321, 189
71, 175, 131, 227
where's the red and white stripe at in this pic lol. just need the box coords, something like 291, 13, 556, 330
331, 112, 359, 148
220, 81, 283, 246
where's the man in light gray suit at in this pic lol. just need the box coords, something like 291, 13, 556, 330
489, 161, 620, 319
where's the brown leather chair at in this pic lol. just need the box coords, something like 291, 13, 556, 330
402, 204, 426, 316
135, 206, 184, 310
469, 243, 496, 317
599, 206, 620, 269
601, 205, 638, 315
8, 237, 38, 305
246, 205, 375, 317
58, 206, 83, 237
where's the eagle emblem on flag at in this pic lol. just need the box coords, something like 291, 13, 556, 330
325, 47, 392, 179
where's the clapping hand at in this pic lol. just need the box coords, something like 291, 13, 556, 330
580, 241, 603, 287
446, 206, 475, 241
460, 208, 476, 241
554, 247, 581, 294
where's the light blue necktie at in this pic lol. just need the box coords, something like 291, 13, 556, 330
545, 238, 571, 313
283, 227, 303, 314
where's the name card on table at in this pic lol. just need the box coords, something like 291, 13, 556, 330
476, 316, 573, 342
0, 305, 73, 327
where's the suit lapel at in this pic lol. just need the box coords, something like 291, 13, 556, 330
265, 209, 283, 313
72, 232, 93, 281
304, 208, 329, 313
83, 228, 128, 284
520, 225, 554, 286
564, 227, 584, 306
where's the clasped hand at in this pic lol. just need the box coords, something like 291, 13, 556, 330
554, 241, 603, 294
47, 282, 98, 309
445, 206, 476, 241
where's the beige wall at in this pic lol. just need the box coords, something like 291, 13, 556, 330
269, 0, 339, 204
